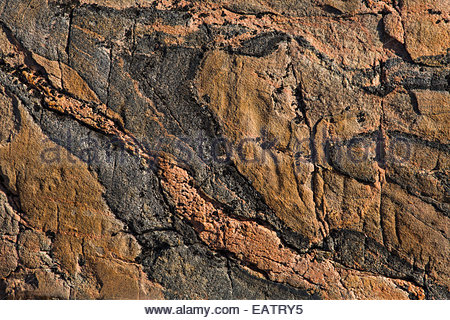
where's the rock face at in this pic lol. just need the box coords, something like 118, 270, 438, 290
0, 0, 448, 300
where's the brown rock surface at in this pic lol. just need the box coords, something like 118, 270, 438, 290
399, 0, 449, 65
0, 86, 163, 299
0, 0, 448, 299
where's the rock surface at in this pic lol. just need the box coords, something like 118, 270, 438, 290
0, 0, 448, 299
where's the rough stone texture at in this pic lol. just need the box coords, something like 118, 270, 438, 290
0, 0, 448, 300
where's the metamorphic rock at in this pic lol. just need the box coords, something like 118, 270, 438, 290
0, 0, 448, 299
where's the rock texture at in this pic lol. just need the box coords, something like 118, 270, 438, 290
0, 0, 448, 299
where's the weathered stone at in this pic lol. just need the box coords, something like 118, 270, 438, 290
0, 240, 17, 278
0, 191, 19, 237
0, 92, 163, 299
3, 269, 70, 299
0, 0, 448, 300
399, 0, 450, 65
383, 12, 405, 44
